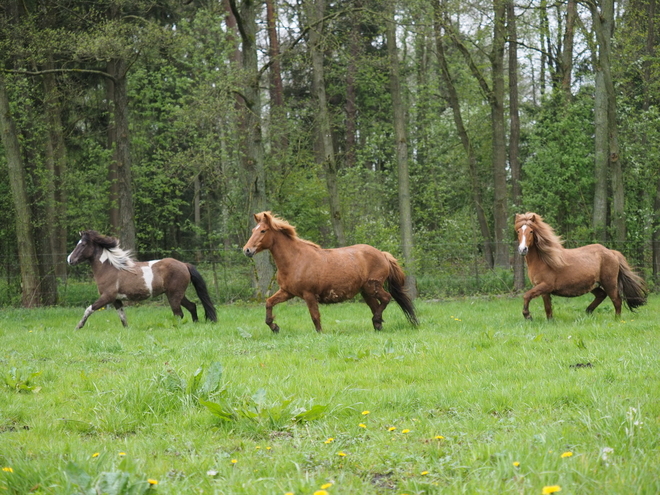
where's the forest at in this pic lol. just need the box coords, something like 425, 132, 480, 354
1, 0, 659, 307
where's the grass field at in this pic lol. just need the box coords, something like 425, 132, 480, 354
1, 293, 659, 494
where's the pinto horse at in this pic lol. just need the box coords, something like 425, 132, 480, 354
242, 211, 418, 333
67, 230, 217, 329
515, 212, 647, 320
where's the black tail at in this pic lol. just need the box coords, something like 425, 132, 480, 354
617, 257, 647, 311
187, 264, 217, 322
384, 252, 418, 326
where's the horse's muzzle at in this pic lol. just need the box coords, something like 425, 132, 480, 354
243, 247, 256, 258
518, 246, 528, 256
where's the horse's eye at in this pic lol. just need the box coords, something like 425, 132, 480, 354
261, 230, 266, 234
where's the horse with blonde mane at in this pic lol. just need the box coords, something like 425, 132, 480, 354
243, 211, 418, 333
515, 213, 647, 320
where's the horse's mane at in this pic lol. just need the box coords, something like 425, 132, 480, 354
256, 211, 321, 249
514, 213, 567, 269
83, 230, 136, 270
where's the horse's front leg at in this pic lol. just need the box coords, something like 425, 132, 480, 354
542, 294, 553, 319
113, 300, 128, 327
75, 295, 114, 330
522, 283, 552, 320
265, 289, 294, 333
301, 292, 322, 333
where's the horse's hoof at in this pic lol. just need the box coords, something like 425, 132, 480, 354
271, 325, 280, 333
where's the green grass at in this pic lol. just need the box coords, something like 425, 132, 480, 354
1, 294, 660, 494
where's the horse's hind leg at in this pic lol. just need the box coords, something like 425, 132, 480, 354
265, 289, 294, 333
542, 294, 553, 319
180, 296, 199, 322
602, 283, 623, 317
586, 288, 607, 314
166, 293, 185, 319
301, 292, 323, 333
113, 300, 128, 327
362, 280, 391, 331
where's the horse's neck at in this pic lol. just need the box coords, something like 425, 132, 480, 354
89, 254, 117, 281
269, 232, 310, 268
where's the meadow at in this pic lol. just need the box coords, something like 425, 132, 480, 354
1, 293, 659, 494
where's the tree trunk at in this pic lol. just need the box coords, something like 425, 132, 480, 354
265, 0, 287, 153
387, 2, 416, 297
42, 68, 68, 286
561, 0, 577, 98
229, 0, 274, 298
345, 3, 360, 169
507, 0, 524, 290
0, 73, 41, 307
433, 3, 494, 268
307, 0, 346, 246
491, 0, 509, 268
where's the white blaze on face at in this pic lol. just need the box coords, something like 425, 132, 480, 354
67, 240, 81, 264
518, 225, 528, 253
141, 266, 155, 296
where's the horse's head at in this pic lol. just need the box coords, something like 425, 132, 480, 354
67, 230, 118, 265
243, 212, 275, 258
515, 213, 536, 256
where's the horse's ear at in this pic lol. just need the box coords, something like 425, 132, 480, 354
261, 211, 273, 226
253, 213, 259, 224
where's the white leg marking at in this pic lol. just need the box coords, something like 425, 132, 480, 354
141, 266, 154, 297
117, 307, 128, 327
75, 304, 95, 330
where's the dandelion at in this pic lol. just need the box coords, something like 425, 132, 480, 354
420, 471, 429, 476
560, 452, 573, 458
321, 483, 333, 489
313, 491, 328, 495
361, 410, 370, 415
255, 446, 261, 450
266, 447, 272, 450
118, 452, 126, 457
231, 459, 238, 464
358, 423, 367, 428
513, 461, 520, 467
91, 453, 100, 458
324, 438, 334, 444
388, 426, 396, 431
542, 486, 561, 494
338, 452, 347, 457
147, 479, 158, 486
401, 429, 410, 434
435, 435, 445, 440
285, 492, 294, 495
2, 467, 13, 473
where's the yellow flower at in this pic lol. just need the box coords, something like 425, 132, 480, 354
313, 491, 328, 495
324, 438, 334, 444
255, 446, 261, 450
231, 459, 238, 464
266, 446, 272, 450
420, 471, 429, 476
359, 423, 367, 428
361, 410, 370, 415
388, 426, 396, 431
147, 479, 158, 485
435, 435, 444, 440
2, 467, 13, 473
321, 483, 333, 489
285, 493, 294, 495
401, 429, 410, 433
561, 451, 573, 458
91, 453, 100, 458
338, 452, 347, 457
513, 461, 520, 467
542, 486, 561, 494
118, 452, 126, 457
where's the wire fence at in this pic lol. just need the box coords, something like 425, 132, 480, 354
0, 241, 655, 307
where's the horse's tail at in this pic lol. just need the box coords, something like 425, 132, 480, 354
383, 252, 418, 326
615, 252, 647, 311
187, 264, 217, 322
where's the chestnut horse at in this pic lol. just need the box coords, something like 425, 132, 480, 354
515, 213, 646, 320
243, 211, 418, 333
67, 230, 217, 329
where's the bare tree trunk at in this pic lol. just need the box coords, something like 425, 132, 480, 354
433, 3, 494, 268
507, 0, 524, 290
345, 2, 360, 169
229, 0, 274, 298
0, 73, 41, 307
561, 0, 577, 98
387, 2, 416, 297
491, 0, 509, 268
307, 0, 346, 246
265, 0, 287, 153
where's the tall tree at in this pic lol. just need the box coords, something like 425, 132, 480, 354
0, 73, 41, 307
306, 0, 346, 246
386, 2, 416, 296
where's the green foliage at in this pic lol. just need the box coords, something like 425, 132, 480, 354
3, 367, 41, 394
64, 462, 155, 495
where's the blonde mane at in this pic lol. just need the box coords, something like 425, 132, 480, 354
101, 246, 136, 271
257, 211, 321, 249
515, 213, 567, 269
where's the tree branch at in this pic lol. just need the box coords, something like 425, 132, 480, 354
1, 67, 116, 83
